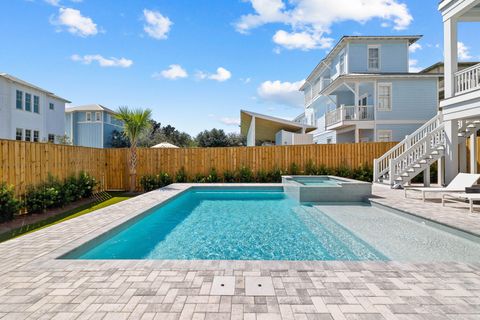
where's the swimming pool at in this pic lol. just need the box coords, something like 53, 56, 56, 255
63, 187, 480, 262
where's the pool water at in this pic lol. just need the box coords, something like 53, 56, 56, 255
64, 187, 480, 262
65, 188, 386, 260
290, 176, 341, 186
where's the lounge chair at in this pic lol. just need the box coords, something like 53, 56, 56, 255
404, 173, 480, 201
442, 193, 480, 213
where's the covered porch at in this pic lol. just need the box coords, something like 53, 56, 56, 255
323, 79, 375, 132
240, 110, 316, 147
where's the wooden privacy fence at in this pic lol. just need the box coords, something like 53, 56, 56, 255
0, 139, 418, 194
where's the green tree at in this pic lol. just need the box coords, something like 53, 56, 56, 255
115, 107, 152, 192
196, 129, 230, 147
109, 129, 130, 148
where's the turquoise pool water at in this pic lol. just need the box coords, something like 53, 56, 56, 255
65, 188, 386, 260
291, 176, 342, 186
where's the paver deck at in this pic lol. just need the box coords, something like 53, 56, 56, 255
0, 183, 480, 319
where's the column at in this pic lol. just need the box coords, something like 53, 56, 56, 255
246, 116, 255, 147
438, 157, 445, 186
444, 120, 459, 183
471, 129, 478, 174
423, 166, 431, 187
459, 140, 467, 172
355, 128, 360, 143
444, 18, 458, 99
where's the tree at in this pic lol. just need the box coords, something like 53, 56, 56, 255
115, 107, 152, 192
227, 132, 246, 147
196, 129, 230, 147
109, 130, 130, 148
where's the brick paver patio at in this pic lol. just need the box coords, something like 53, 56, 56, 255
0, 183, 480, 319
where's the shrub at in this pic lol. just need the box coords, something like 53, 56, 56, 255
192, 173, 207, 183
175, 167, 187, 183
0, 183, 21, 222
140, 173, 173, 192
316, 164, 332, 175
289, 163, 300, 175
268, 168, 283, 183
76, 172, 97, 198
223, 170, 236, 183
335, 165, 353, 179
305, 160, 318, 175
352, 164, 373, 182
256, 170, 269, 183
237, 166, 254, 183
205, 168, 219, 183
159, 173, 173, 186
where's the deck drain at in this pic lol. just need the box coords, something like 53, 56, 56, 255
245, 277, 275, 296
210, 276, 235, 296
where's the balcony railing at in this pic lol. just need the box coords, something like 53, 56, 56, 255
455, 62, 480, 95
325, 105, 374, 127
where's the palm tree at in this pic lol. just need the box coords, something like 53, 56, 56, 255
115, 107, 152, 192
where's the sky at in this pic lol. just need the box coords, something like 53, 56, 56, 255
0, 0, 479, 136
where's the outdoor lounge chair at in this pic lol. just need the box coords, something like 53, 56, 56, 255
404, 173, 480, 201
442, 193, 480, 213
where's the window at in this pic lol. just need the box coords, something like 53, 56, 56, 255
368, 45, 380, 70
25, 93, 31, 112
339, 51, 346, 75
33, 130, 39, 142
48, 134, 55, 143
34, 96, 39, 113
16, 128, 23, 141
326, 138, 332, 144
377, 130, 393, 142
95, 112, 101, 122
16, 90, 23, 110
377, 83, 392, 111
86, 112, 92, 121
25, 129, 31, 142
49, 102, 54, 110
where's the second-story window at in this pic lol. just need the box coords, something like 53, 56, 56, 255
16, 90, 23, 110
339, 52, 346, 75
377, 83, 392, 111
25, 93, 32, 112
368, 45, 380, 70
48, 134, 55, 143
86, 112, 92, 121
95, 112, 101, 122
34, 96, 39, 113
49, 103, 54, 110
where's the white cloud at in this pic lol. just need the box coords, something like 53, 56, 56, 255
219, 117, 241, 126
409, 43, 422, 53
257, 80, 305, 108
408, 59, 422, 73
51, 8, 98, 37
240, 77, 251, 84
196, 67, 232, 82
154, 64, 188, 80
44, 0, 61, 6
143, 9, 172, 40
236, 0, 413, 51
71, 54, 133, 68
273, 30, 334, 51
458, 42, 472, 60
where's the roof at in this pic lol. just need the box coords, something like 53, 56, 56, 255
301, 35, 423, 89
151, 142, 179, 149
0, 73, 71, 103
420, 61, 480, 74
240, 110, 316, 141
65, 104, 117, 114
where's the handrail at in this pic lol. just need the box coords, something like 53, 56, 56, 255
455, 62, 480, 95
373, 114, 442, 182
455, 62, 480, 76
325, 105, 374, 127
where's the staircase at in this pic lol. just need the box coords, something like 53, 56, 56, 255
373, 114, 445, 187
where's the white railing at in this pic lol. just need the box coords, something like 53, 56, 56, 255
455, 62, 480, 95
388, 124, 445, 185
373, 114, 442, 182
325, 105, 374, 127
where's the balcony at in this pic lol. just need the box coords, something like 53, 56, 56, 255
325, 105, 374, 129
455, 62, 480, 95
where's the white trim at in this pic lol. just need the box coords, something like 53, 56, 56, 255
367, 44, 381, 71
377, 82, 392, 112
374, 120, 428, 125
85, 112, 92, 122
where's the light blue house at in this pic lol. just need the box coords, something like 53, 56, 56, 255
300, 35, 440, 144
65, 104, 124, 148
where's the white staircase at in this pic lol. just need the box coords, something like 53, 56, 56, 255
373, 115, 445, 187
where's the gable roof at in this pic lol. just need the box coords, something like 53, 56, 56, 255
301, 35, 422, 89
0, 73, 71, 103
65, 104, 117, 114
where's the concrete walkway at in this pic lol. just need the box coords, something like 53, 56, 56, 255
0, 184, 479, 320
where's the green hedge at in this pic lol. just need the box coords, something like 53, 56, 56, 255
0, 183, 21, 223
139, 162, 374, 191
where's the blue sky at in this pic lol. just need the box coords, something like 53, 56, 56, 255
1, 0, 478, 135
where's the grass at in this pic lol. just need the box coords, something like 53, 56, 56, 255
0, 192, 134, 243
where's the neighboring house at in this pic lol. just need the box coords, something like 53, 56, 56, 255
373, 1, 480, 187
240, 110, 316, 146
0, 73, 70, 143
300, 35, 440, 144
65, 104, 124, 148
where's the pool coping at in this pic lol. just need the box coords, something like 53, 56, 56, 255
14, 182, 480, 273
